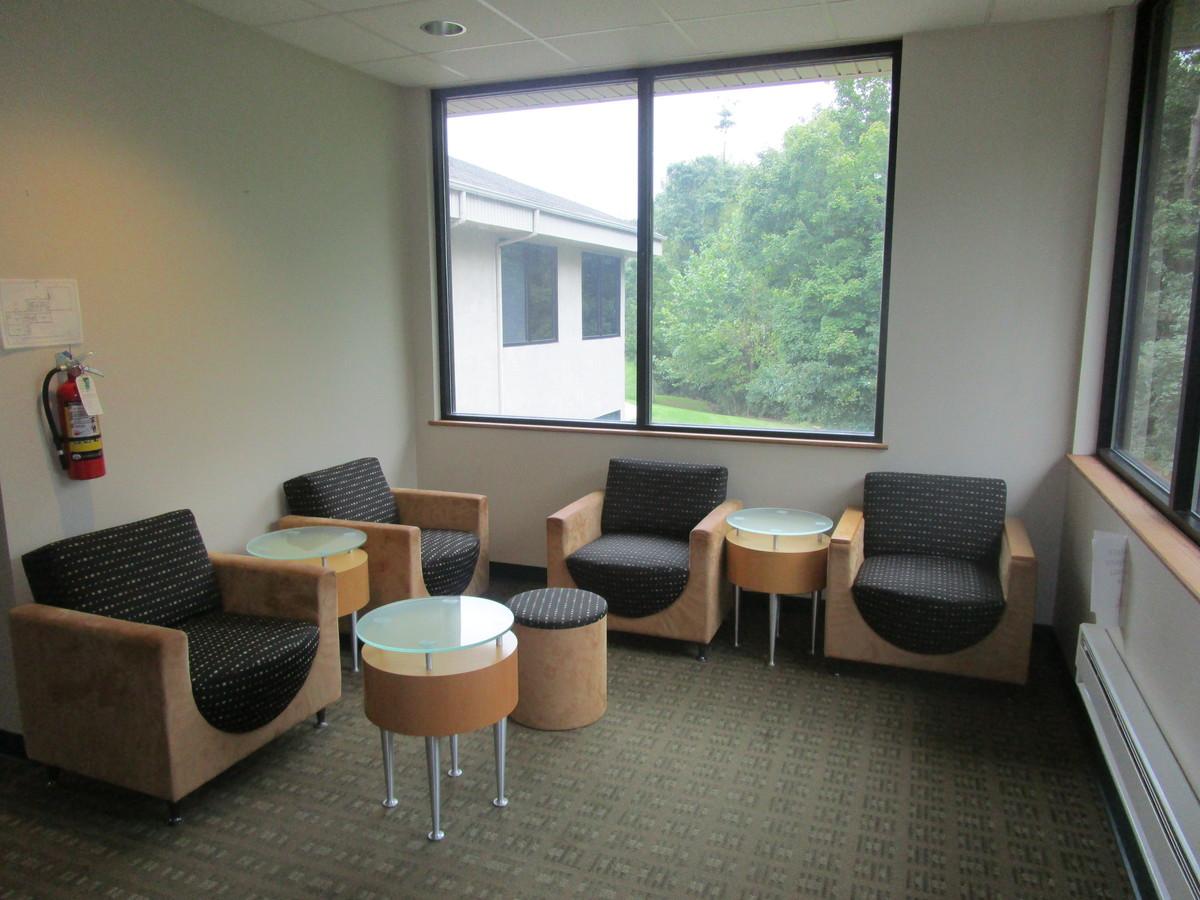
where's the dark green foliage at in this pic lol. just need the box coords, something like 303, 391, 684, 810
647, 78, 891, 432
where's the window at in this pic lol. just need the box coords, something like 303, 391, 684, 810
1101, 0, 1200, 540
434, 45, 898, 440
502, 243, 558, 346
582, 252, 622, 339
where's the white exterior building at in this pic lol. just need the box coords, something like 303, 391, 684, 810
447, 159, 659, 421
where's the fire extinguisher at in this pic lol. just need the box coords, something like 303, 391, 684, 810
41, 349, 106, 480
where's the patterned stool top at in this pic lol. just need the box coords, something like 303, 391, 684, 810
509, 588, 607, 630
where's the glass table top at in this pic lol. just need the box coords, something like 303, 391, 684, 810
246, 526, 367, 561
356, 595, 515, 654
726, 507, 833, 537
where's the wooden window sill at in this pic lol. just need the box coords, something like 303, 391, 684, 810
1069, 454, 1200, 604
428, 418, 887, 449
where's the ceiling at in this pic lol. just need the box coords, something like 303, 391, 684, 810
187, 0, 1133, 88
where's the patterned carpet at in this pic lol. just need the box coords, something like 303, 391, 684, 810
0, 575, 1132, 899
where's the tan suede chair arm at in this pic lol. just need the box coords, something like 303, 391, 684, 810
689, 498, 744, 591
9, 603, 188, 794
210, 553, 335, 626
546, 490, 604, 587
275, 514, 424, 607
392, 489, 487, 534
829, 506, 866, 592
999, 517, 1037, 602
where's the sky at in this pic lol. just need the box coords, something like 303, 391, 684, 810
447, 80, 836, 221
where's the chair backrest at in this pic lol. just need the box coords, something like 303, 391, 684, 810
21, 509, 221, 627
601, 457, 728, 540
863, 471, 1007, 562
283, 457, 398, 524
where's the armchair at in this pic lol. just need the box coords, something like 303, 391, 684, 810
824, 472, 1036, 684
278, 457, 488, 611
10, 510, 340, 822
547, 457, 742, 659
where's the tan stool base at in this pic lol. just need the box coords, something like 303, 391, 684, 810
511, 617, 606, 731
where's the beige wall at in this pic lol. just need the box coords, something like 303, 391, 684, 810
1055, 468, 1200, 790
0, 0, 415, 732
406, 15, 1112, 628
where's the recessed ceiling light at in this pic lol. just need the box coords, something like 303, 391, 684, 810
420, 20, 466, 37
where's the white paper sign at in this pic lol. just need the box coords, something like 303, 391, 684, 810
1090, 530, 1127, 628
0, 278, 83, 349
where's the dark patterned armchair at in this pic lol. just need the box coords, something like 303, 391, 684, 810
10, 510, 340, 823
278, 457, 488, 610
547, 457, 742, 659
825, 472, 1037, 683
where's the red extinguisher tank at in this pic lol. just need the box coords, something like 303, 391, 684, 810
59, 367, 105, 479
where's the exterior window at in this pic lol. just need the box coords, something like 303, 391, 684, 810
1101, 0, 1200, 541
434, 45, 898, 440
582, 252, 622, 339
502, 243, 558, 346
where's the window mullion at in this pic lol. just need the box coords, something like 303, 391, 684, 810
1169, 227, 1200, 510
635, 72, 653, 429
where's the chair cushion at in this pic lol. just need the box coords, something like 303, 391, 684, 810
566, 533, 690, 618
852, 554, 1006, 655
863, 472, 1006, 562
601, 457, 727, 540
283, 457, 398, 525
21, 510, 221, 628
509, 588, 607, 629
421, 529, 480, 596
180, 612, 319, 734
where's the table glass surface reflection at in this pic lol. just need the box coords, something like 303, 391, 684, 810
356, 595, 515, 654
726, 507, 833, 537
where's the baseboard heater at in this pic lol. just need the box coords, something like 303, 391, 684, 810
1076, 625, 1200, 899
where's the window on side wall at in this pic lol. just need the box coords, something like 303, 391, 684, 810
434, 44, 899, 439
1100, 0, 1200, 542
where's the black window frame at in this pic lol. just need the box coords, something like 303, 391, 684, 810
581, 251, 623, 340
500, 241, 559, 347
432, 42, 901, 443
1099, 0, 1200, 545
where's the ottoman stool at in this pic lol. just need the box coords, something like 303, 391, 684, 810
508, 588, 607, 730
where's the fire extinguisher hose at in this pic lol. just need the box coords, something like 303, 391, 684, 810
41, 367, 67, 470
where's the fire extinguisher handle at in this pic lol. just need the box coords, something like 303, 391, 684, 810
41, 366, 68, 469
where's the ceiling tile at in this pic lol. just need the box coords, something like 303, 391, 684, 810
262, 15, 411, 62
428, 40, 576, 81
548, 23, 695, 69
828, 0, 991, 40
348, 0, 530, 54
677, 6, 834, 55
309, 0, 397, 10
187, 0, 325, 27
658, 0, 823, 20
486, 0, 668, 38
356, 55, 470, 86
989, 0, 1132, 23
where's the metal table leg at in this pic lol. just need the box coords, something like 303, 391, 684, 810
811, 590, 820, 655
734, 585, 741, 647
350, 609, 360, 673
768, 593, 779, 667
426, 737, 445, 841
492, 717, 508, 808
380, 729, 398, 808
448, 734, 462, 777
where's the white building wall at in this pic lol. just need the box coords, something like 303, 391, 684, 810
450, 231, 625, 420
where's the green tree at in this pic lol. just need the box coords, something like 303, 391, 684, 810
654, 78, 891, 431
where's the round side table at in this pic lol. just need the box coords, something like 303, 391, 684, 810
247, 525, 369, 672
357, 595, 517, 842
725, 508, 833, 666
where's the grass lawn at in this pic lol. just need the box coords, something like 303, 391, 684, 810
623, 359, 794, 430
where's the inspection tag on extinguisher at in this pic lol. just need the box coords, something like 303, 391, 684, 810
77, 374, 103, 416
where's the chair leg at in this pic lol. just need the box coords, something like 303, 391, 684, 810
45, 766, 60, 787
166, 801, 182, 826
315, 708, 328, 729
